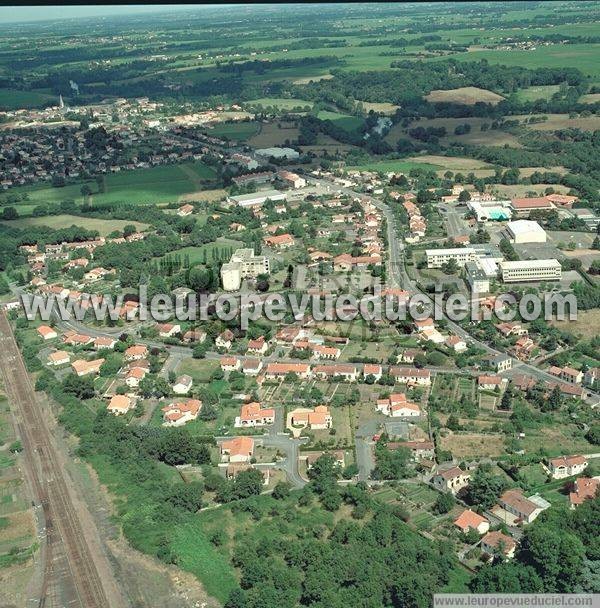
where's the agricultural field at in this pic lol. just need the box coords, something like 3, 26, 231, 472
1, 214, 149, 236
204, 121, 260, 141
424, 87, 505, 105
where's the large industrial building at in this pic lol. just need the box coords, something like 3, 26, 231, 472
467, 199, 512, 222
221, 249, 270, 291
505, 220, 547, 244
500, 259, 562, 283
255, 147, 300, 160
227, 189, 287, 208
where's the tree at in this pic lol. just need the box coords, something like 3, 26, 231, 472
307, 454, 341, 494
458, 190, 471, 202
432, 492, 454, 514
272, 481, 291, 500
442, 258, 458, 275
542, 385, 562, 412
585, 424, 600, 445
465, 466, 508, 509
165, 482, 203, 512
471, 563, 543, 593
233, 468, 264, 499
62, 373, 95, 399
0, 275, 9, 295
2, 207, 18, 220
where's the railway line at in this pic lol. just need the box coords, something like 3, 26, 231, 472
0, 311, 111, 608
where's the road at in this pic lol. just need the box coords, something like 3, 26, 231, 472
0, 311, 125, 608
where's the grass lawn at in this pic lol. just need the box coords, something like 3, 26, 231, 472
158, 239, 244, 265
514, 85, 561, 102
0, 88, 56, 110
346, 159, 442, 173
2, 214, 149, 236
246, 97, 313, 110
316, 110, 364, 132
177, 358, 219, 383
3, 161, 217, 210
205, 121, 260, 141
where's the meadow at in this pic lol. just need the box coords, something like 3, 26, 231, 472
1, 214, 149, 236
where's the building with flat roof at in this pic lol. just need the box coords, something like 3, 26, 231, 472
228, 189, 287, 208
426, 247, 475, 269
500, 259, 561, 283
465, 261, 490, 293
255, 147, 300, 160
221, 248, 270, 291
505, 220, 547, 244
467, 199, 511, 222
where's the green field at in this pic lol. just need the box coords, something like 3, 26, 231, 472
346, 159, 443, 173
514, 85, 562, 102
205, 121, 260, 141
2, 214, 149, 236
159, 239, 244, 265
436, 44, 600, 79
317, 110, 364, 131
0, 87, 56, 110
2, 162, 218, 210
246, 97, 313, 109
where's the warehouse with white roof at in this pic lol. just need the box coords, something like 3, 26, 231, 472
505, 220, 547, 244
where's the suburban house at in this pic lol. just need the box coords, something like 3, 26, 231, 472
37, 325, 58, 340
311, 344, 341, 360
242, 358, 263, 376
47, 350, 70, 366
247, 336, 268, 355
445, 335, 467, 353
390, 367, 431, 386
107, 395, 134, 416
265, 362, 311, 379
303, 450, 345, 470
177, 204, 194, 216
125, 366, 146, 388
584, 367, 599, 388
264, 233, 295, 249
156, 322, 181, 338
478, 375, 503, 390
481, 531, 517, 559
162, 399, 202, 427
94, 336, 117, 350
172, 374, 193, 395
497, 489, 544, 524
220, 436, 255, 463
453, 510, 490, 535
313, 364, 358, 382
363, 364, 383, 381
220, 356, 241, 372
63, 332, 94, 347
548, 455, 588, 479
290, 405, 332, 430
491, 354, 512, 373
124, 344, 148, 361
569, 477, 600, 508
71, 358, 105, 377
376, 393, 421, 418
182, 329, 207, 344
216, 329, 235, 350
432, 467, 470, 494
390, 441, 435, 460
235, 402, 275, 427
548, 366, 584, 385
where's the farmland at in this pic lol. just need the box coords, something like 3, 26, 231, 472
2, 214, 149, 236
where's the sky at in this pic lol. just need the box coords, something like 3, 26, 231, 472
0, 5, 211, 24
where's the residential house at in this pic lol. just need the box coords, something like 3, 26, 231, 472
173, 374, 193, 395
71, 358, 105, 377
220, 436, 255, 463
390, 367, 431, 386
182, 329, 207, 344
390, 441, 435, 460
445, 335, 467, 353
481, 531, 516, 559
220, 356, 241, 372
124, 344, 148, 361
47, 350, 70, 366
313, 364, 358, 382
37, 325, 58, 340
376, 393, 421, 418
216, 329, 234, 350
125, 367, 146, 388
290, 405, 332, 430
264, 233, 295, 249
432, 467, 470, 494
162, 399, 202, 427
242, 358, 263, 376
548, 455, 588, 479
156, 322, 181, 338
247, 336, 268, 355
497, 489, 544, 524
569, 477, 600, 508
177, 204, 194, 216
236, 402, 275, 428
363, 364, 383, 381
265, 362, 311, 379
94, 336, 117, 350
107, 395, 134, 416
454, 510, 490, 535
478, 375, 503, 390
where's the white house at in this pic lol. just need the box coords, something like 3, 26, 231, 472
173, 374, 193, 395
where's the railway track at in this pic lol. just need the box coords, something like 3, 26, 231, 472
0, 311, 110, 608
